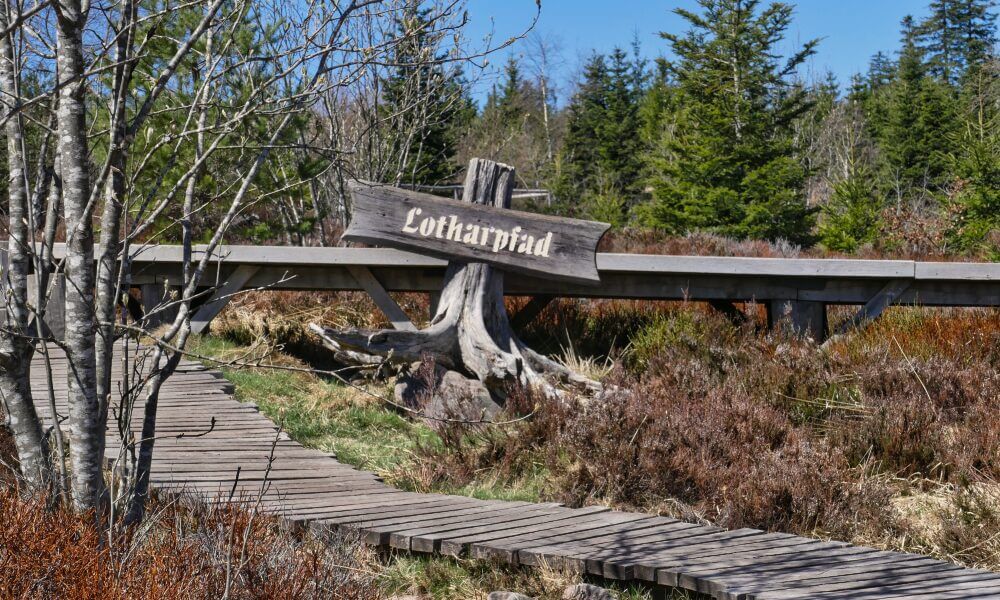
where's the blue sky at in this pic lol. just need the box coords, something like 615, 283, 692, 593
463, 0, 933, 104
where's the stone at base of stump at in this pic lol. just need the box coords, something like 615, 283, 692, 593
488, 592, 535, 600
395, 363, 502, 424
562, 583, 613, 600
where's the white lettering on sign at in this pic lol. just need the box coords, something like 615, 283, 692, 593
401, 207, 553, 257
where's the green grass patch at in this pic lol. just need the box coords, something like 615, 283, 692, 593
184, 336, 439, 481
183, 336, 549, 501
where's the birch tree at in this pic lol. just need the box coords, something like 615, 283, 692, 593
0, 0, 531, 521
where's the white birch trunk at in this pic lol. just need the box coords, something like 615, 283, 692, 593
0, 3, 48, 490
55, 0, 104, 512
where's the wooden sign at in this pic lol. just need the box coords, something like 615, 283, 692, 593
343, 181, 609, 284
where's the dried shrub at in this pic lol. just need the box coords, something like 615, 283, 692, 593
413, 302, 999, 550
0, 491, 380, 600
935, 485, 1000, 568
212, 289, 430, 366
545, 367, 897, 539
599, 226, 989, 260
404, 384, 569, 496
0, 422, 17, 487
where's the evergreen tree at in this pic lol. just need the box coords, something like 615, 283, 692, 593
460, 56, 554, 191
640, 0, 819, 244
947, 62, 1000, 257
558, 47, 644, 219
381, 5, 474, 186
497, 57, 525, 123
868, 52, 898, 90
601, 47, 645, 197
917, 0, 997, 84
819, 170, 883, 252
878, 16, 960, 192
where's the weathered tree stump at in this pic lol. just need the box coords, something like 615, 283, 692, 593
310, 159, 600, 403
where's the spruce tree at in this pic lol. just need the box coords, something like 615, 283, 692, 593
948, 62, 1000, 257
558, 48, 644, 219
640, 0, 819, 244
381, 5, 474, 186
917, 0, 997, 84
879, 16, 960, 193
461, 56, 555, 191
497, 57, 525, 123
819, 170, 883, 252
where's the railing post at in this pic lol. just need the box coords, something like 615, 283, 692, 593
767, 299, 827, 342
141, 281, 180, 329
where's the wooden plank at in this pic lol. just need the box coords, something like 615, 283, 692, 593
637, 534, 825, 584
437, 506, 611, 557
662, 545, 882, 593
873, 582, 1000, 600
516, 519, 712, 568
344, 180, 609, 285
755, 567, 997, 600
597, 254, 915, 279
716, 553, 934, 600
364, 502, 535, 546
737, 557, 972, 598
48, 242, 996, 282
585, 528, 773, 580
500, 516, 692, 566
469, 512, 655, 562
378, 503, 569, 552
915, 261, 1000, 280
346, 265, 415, 331
547, 527, 763, 577
126, 259, 1000, 305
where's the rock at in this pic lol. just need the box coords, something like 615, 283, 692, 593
562, 583, 613, 600
423, 370, 501, 423
394, 362, 501, 424
393, 361, 444, 409
487, 592, 534, 600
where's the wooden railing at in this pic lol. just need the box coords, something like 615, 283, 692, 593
11, 244, 1000, 341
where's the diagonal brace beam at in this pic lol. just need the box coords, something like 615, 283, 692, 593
510, 295, 555, 331
347, 265, 415, 332
834, 278, 912, 336
190, 264, 261, 334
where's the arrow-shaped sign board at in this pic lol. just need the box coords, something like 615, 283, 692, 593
343, 182, 609, 285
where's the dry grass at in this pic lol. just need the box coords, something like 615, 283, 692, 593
0, 483, 380, 599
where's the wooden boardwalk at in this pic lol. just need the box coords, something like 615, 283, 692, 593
31, 347, 1000, 600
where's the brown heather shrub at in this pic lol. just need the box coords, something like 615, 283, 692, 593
599, 229, 804, 257
412, 304, 999, 550
544, 367, 898, 540
599, 226, 991, 260
0, 422, 18, 487
0, 488, 380, 600
402, 383, 571, 496
935, 485, 1000, 568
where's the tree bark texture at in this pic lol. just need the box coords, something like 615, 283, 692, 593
55, 0, 104, 512
0, 2, 49, 491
